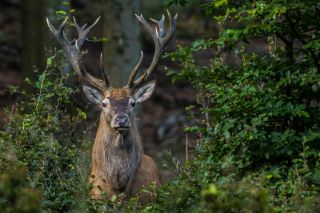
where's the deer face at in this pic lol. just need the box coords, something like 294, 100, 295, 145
82, 80, 156, 133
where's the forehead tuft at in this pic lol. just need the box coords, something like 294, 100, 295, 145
105, 88, 131, 99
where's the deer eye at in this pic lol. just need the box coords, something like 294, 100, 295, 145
102, 99, 109, 107
130, 100, 136, 107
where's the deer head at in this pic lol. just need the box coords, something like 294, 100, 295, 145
46, 11, 177, 135
82, 80, 156, 134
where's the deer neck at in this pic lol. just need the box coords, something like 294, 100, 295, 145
94, 112, 143, 191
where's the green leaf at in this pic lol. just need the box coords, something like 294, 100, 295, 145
56, 10, 67, 16
201, 184, 219, 196
47, 58, 52, 66
214, 0, 227, 8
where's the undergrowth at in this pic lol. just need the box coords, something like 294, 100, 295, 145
1, 0, 320, 212
137, 0, 320, 212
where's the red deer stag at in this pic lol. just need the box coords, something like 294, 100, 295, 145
46, 11, 177, 202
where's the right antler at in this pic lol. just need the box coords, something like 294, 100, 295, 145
46, 16, 110, 92
126, 10, 177, 89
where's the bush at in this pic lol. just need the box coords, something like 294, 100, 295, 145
0, 163, 42, 213
1, 1, 320, 212
139, 0, 320, 212
0, 51, 122, 212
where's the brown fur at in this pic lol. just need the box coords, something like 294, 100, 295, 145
89, 88, 161, 203
104, 88, 131, 99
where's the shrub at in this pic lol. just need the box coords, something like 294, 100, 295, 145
139, 0, 320, 212
0, 162, 42, 213
0, 50, 121, 212
1, 1, 320, 211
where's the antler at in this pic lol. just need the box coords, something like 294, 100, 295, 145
46, 16, 111, 91
126, 10, 177, 88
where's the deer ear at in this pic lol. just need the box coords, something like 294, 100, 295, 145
82, 85, 103, 105
133, 80, 156, 103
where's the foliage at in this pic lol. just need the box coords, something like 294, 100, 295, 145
0, 40, 122, 213
1, 0, 320, 212
0, 163, 42, 213
138, 0, 320, 212
1, 55, 80, 211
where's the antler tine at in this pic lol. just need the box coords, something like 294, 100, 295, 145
73, 16, 101, 48
46, 17, 70, 46
47, 16, 108, 91
150, 11, 177, 47
100, 53, 111, 88
162, 10, 178, 46
150, 14, 165, 38
126, 50, 144, 88
127, 12, 177, 88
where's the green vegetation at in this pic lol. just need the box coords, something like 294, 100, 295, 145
1, 0, 320, 212
139, 0, 320, 212
0, 53, 123, 211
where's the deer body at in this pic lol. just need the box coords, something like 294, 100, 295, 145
47, 11, 176, 202
89, 91, 161, 201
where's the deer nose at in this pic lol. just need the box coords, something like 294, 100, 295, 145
116, 115, 129, 126
112, 114, 130, 129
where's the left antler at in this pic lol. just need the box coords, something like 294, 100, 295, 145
46, 16, 111, 91
126, 10, 177, 88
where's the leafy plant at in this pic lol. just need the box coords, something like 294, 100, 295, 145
2, 1, 320, 212
0, 23, 121, 213
138, 0, 320, 212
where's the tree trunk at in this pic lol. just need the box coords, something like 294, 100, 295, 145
21, 0, 71, 90
102, 0, 141, 87
21, 0, 48, 85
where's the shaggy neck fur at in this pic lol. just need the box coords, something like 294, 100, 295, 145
94, 112, 142, 192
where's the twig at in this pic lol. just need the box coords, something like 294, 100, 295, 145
35, 65, 49, 111
185, 132, 189, 162
285, 13, 320, 71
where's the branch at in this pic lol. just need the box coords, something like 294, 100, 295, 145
285, 13, 320, 71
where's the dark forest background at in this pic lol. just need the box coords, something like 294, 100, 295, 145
0, 0, 320, 212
